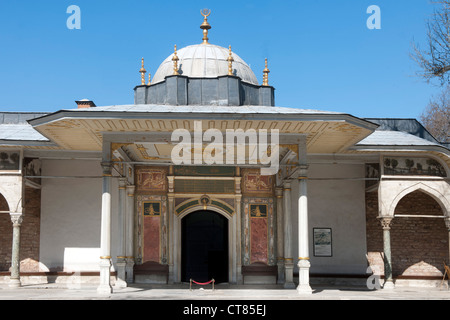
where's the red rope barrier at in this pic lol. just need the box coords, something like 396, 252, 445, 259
190, 278, 215, 291
192, 280, 213, 285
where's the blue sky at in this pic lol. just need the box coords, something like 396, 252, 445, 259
0, 0, 444, 119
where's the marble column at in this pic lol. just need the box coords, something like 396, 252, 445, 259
275, 187, 285, 284
235, 170, 243, 284
167, 173, 175, 283
167, 193, 175, 283
9, 213, 23, 288
379, 217, 395, 289
445, 218, 450, 268
125, 185, 136, 283
236, 195, 243, 284
297, 165, 312, 294
97, 162, 113, 295
283, 180, 295, 289
125, 185, 135, 283
115, 177, 127, 288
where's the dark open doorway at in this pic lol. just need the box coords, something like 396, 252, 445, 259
181, 210, 228, 283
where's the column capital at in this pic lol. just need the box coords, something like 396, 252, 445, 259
283, 179, 292, 189
297, 164, 309, 179
126, 185, 136, 196
275, 187, 283, 198
101, 161, 113, 176
378, 216, 393, 230
118, 177, 127, 188
445, 217, 450, 230
10, 213, 23, 227
167, 175, 175, 193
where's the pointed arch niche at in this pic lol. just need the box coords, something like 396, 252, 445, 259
377, 178, 450, 281
0, 192, 12, 271
391, 190, 448, 278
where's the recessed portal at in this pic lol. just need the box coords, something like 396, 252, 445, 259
181, 210, 228, 283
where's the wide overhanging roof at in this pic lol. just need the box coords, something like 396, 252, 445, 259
27, 104, 378, 155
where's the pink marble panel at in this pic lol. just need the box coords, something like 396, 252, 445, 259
143, 216, 160, 262
250, 217, 268, 264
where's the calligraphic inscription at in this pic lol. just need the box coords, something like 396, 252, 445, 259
174, 166, 235, 176
250, 204, 267, 218
143, 201, 161, 216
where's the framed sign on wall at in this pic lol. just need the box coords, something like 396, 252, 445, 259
313, 228, 332, 257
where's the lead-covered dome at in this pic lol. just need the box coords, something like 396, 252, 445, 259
151, 43, 259, 85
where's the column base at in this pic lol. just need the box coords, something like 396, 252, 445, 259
97, 258, 113, 295
383, 280, 395, 290
283, 262, 295, 289
125, 258, 135, 284
296, 284, 313, 294
115, 260, 127, 288
297, 259, 312, 294
8, 278, 21, 288
236, 264, 243, 285
277, 260, 285, 284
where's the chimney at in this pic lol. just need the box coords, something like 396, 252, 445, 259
75, 99, 96, 109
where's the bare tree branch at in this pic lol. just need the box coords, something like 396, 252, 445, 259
411, 1, 450, 84
420, 86, 450, 142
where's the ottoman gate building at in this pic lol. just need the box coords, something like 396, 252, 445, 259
1, 11, 450, 294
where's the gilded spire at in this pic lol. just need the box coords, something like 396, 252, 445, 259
200, 9, 211, 44
227, 45, 234, 76
139, 57, 147, 85
147, 72, 151, 85
262, 58, 270, 86
172, 45, 179, 75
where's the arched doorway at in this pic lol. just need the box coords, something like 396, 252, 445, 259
181, 210, 229, 283
0, 192, 11, 271
392, 190, 449, 277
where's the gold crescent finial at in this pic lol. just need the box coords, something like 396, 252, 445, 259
263, 58, 270, 86
172, 45, 179, 75
139, 57, 147, 85
200, 8, 212, 44
200, 8, 211, 18
227, 45, 234, 76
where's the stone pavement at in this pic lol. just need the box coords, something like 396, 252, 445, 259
0, 283, 449, 300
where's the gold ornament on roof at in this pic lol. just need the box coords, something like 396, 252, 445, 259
263, 58, 270, 86
227, 45, 234, 76
172, 45, 179, 75
147, 73, 151, 85
200, 8, 211, 44
139, 57, 147, 85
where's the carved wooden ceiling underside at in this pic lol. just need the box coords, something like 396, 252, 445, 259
34, 118, 372, 155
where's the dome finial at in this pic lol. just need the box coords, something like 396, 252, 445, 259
200, 8, 211, 44
263, 58, 270, 86
139, 57, 147, 85
172, 45, 180, 75
227, 45, 234, 76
